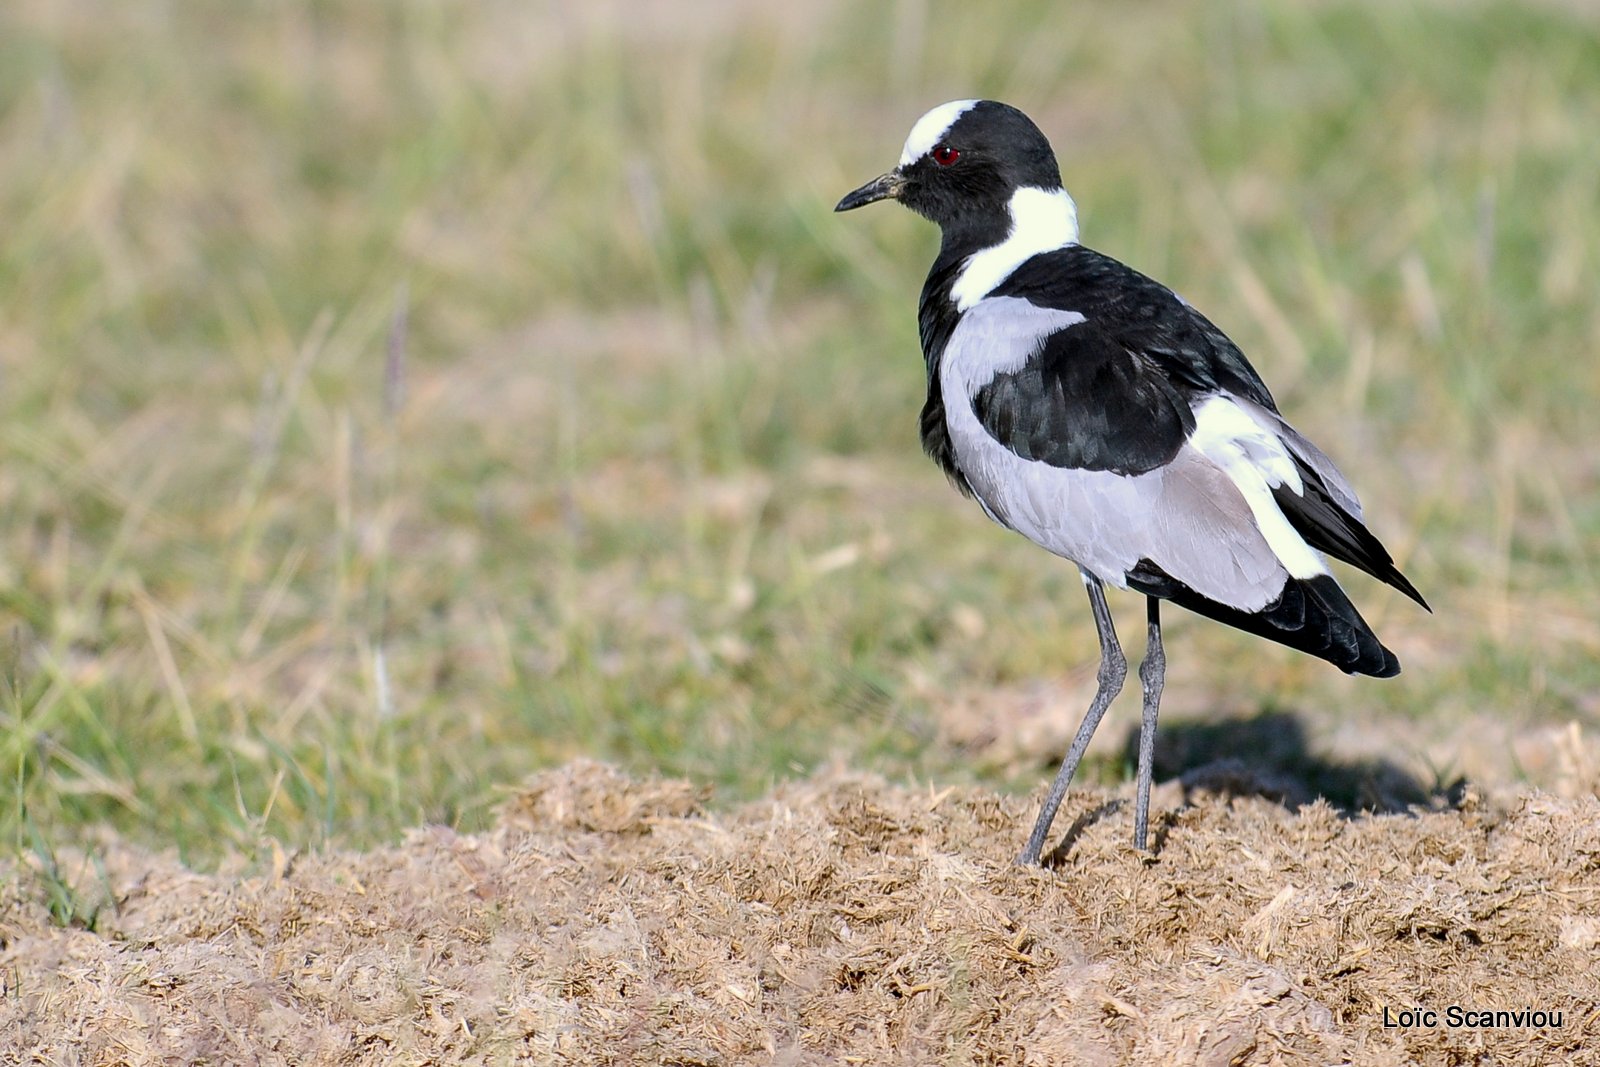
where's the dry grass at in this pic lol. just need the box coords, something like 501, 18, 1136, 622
6, 761, 1600, 1064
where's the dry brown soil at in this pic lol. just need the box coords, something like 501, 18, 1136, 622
4, 760, 1599, 1066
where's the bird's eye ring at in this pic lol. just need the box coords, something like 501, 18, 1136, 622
932, 143, 960, 166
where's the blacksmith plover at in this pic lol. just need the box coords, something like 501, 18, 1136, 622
836, 100, 1428, 866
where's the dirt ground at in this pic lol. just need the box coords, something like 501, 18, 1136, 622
4, 759, 1598, 1066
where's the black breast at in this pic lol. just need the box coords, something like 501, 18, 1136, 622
917, 256, 975, 496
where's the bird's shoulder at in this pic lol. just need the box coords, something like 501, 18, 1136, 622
986, 245, 1280, 413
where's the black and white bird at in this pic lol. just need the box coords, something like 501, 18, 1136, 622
836, 100, 1428, 866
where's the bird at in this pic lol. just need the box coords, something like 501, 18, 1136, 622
835, 100, 1428, 867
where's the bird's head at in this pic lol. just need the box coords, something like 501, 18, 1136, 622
835, 100, 1070, 249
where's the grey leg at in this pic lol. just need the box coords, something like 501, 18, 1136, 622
1133, 596, 1165, 851
1016, 570, 1127, 866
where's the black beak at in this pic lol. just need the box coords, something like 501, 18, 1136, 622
834, 172, 905, 212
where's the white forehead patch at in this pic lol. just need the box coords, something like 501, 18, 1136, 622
899, 99, 981, 167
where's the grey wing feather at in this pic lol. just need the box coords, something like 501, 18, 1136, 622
1145, 449, 1289, 610
1237, 397, 1364, 519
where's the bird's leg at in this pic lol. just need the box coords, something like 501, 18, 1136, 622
1017, 570, 1126, 866
1133, 596, 1165, 852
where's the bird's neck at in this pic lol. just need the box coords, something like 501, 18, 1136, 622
937, 186, 1079, 312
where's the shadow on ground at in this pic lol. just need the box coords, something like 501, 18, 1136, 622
1121, 709, 1467, 815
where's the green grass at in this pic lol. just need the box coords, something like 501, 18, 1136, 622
2, 0, 1597, 861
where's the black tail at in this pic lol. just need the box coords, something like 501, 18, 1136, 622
1127, 566, 1400, 677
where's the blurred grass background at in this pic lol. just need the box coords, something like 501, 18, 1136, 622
1, 0, 1596, 862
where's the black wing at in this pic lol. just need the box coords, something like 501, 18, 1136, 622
1274, 460, 1430, 609
991, 245, 1280, 413
969, 320, 1195, 475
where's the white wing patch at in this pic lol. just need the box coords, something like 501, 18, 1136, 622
1188, 396, 1328, 580
950, 187, 1080, 311
1235, 397, 1365, 520
899, 99, 980, 167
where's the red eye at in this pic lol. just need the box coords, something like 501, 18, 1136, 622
932, 143, 960, 166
